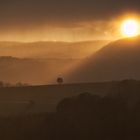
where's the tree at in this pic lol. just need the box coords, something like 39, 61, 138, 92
57, 77, 63, 85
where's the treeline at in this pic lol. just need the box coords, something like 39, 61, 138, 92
1, 88, 140, 139
0, 81, 30, 87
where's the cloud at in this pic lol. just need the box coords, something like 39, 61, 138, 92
0, 0, 140, 27
0, 0, 140, 41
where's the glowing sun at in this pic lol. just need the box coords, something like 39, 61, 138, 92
121, 19, 140, 37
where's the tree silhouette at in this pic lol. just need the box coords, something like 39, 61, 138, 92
57, 77, 63, 85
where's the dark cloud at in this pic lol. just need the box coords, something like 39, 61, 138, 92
0, 0, 140, 28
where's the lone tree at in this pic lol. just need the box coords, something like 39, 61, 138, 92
57, 77, 63, 85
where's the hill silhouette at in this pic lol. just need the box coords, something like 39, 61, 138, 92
65, 36, 140, 83
0, 40, 109, 59
0, 40, 109, 84
0, 56, 80, 84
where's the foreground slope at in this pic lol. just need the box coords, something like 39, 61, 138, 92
0, 80, 139, 116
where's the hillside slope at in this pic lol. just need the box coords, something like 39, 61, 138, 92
65, 36, 140, 83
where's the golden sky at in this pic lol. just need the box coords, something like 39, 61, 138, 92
0, 0, 140, 42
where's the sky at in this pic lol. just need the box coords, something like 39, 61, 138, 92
0, 0, 140, 42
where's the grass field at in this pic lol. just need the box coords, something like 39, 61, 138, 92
0, 82, 117, 116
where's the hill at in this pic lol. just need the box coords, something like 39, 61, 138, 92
0, 40, 109, 59
0, 56, 81, 85
65, 36, 140, 83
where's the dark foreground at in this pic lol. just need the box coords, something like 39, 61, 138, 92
0, 80, 140, 139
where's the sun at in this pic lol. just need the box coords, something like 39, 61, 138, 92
121, 19, 140, 37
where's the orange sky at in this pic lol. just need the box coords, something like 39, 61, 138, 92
0, 0, 140, 42
0, 21, 120, 42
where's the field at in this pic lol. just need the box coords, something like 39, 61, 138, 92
0, 82, 117, 116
